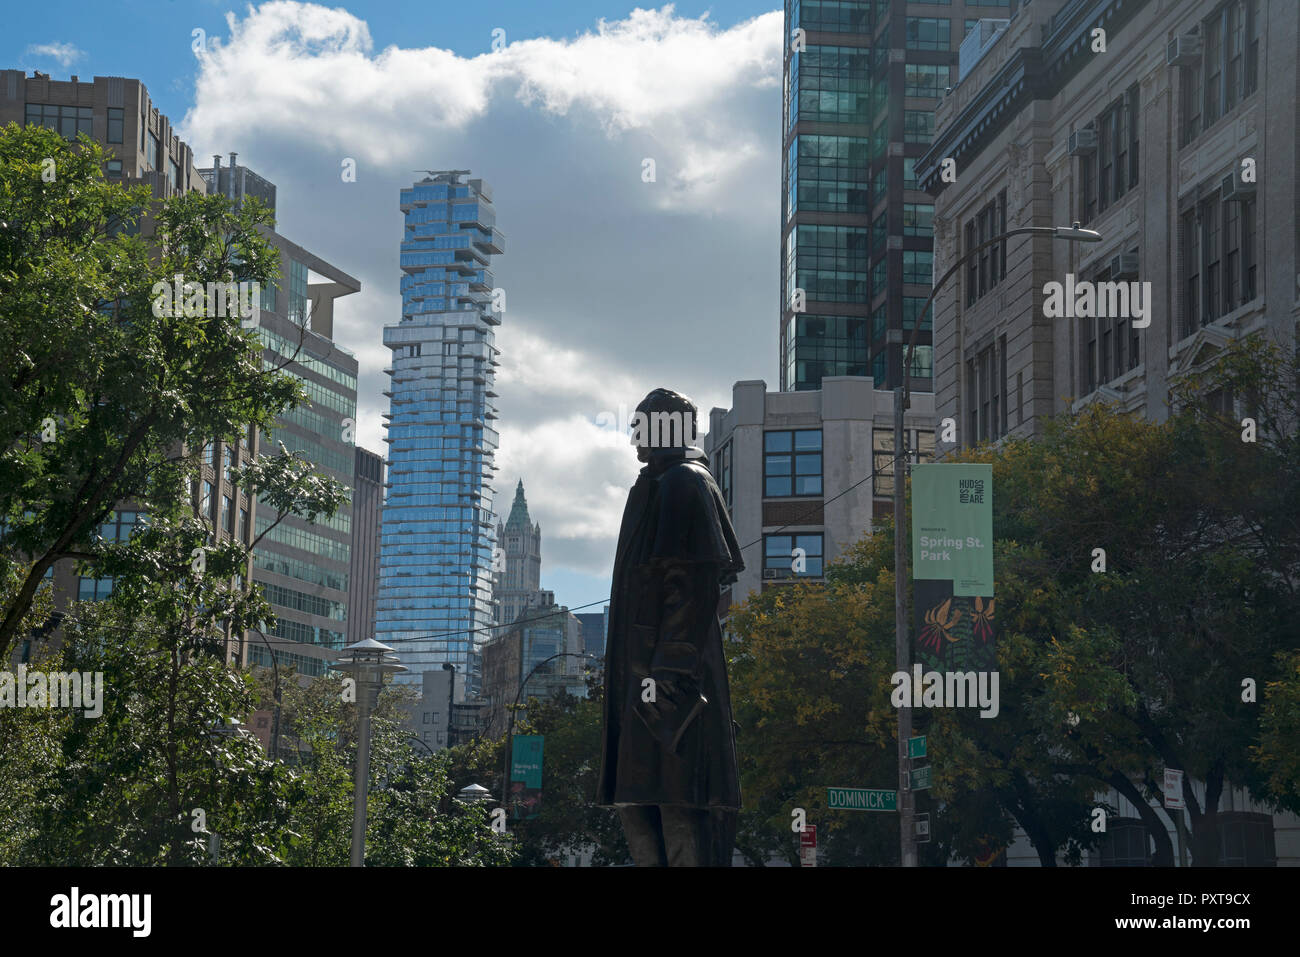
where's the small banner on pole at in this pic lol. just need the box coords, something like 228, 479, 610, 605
510, 734, 544, 820
911, 463, 995, 673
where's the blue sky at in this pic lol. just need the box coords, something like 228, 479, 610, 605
9, 1, 786, 614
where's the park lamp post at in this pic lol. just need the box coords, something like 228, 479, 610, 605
892, 222, 1101, 867
335, 637, 406, 867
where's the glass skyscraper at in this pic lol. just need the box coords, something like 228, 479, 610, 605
780, 0, 1010, 391
375, 171, 504, 693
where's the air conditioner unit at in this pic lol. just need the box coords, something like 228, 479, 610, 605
1221, 169, 1256, 202
1109, 253, 1140, 280
1068, 128, 1097, 155
1166, 34, 1202, 67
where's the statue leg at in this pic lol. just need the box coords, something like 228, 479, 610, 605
659, 806, 711, 867
619, 806, 667, 866
710, 809, 738, 866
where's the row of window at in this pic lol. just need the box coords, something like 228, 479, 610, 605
967, 336, 1009, 445
965, 190, 1008, 307
1180, 191, 1258, 339
1179, 0, 1260, 147
261, 581, 347, 621
253, 551, 349, 592
1078, 86, 1140, 224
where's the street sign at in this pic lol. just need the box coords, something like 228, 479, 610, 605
800, 825, 817, 867
827, 787, 897, 811
908, 735, 927, 759
915, 813, 930, 843
909, 766, 932, 791
1163, 768, 1185, 809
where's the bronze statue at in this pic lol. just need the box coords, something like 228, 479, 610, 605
596, 388, 744, 866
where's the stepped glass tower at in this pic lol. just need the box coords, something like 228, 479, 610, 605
375, 171, 505, 695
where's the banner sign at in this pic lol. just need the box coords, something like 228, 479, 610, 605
911, 464, 995, 672
510, 734, 544, 820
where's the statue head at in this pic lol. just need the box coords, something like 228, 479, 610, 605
631, 388, 701, 462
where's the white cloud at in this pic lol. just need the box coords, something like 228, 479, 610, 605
187, 1, 780, 207
25, 42, 84, 68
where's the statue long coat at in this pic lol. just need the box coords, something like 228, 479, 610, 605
596, 449, 744, 809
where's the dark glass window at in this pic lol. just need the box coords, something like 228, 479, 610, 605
764, 533, 824, 578
906, 18, 950, 51
107, 107, 123, 143
764, 429, 823, 497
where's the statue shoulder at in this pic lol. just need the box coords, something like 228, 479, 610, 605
658, 459, 717, 495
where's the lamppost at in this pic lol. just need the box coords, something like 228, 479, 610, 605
334, 637, 406, 867
892, 222, 1102, 867
501, 651, 599, 811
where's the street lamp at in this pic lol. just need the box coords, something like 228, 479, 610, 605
457, 783, 492, 805
334, 637, 406, 867
891, 222, 1102, 867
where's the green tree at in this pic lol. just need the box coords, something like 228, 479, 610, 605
0, 121, 295, 661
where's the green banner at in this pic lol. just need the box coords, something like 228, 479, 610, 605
510, 734, 543, 819
911, 464, 993, 596
912, 464, 995, 673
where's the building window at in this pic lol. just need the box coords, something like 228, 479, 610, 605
1079, 149, 1097, 225
1097, 87, 1139, 213
201, 481, 214, 521
791, 134, 872, 214
106, 159, 122, 177
288, 258, 310, 325
794, 225, 870, 305
904, 110, 934, 144
906, 18, 951, 51
873, 428, 934, 495
222, 495, 234, 534
904, 63, 951, 98
714, 441, 732, 512
25, 103, 93, 139
903, 203, 933, 237
1181, 0, 1258, 147
1218, 812, 1276, 866
967, 342, 1004, 443
903, 297, 931, 333
94, 510, 146, 542
106, 107, 123, 143
1181, 188, 1256, 338
903, 157, 919, 191
789, 45, 872, 128
909, 344, 933, 379
763, 429, 822, 497
240, 507, 249, 544
78, 577, 115, 602
764, 533, 824, 578
966, 192, 1006, 305
1097, 818, 1151, 866
902, 250, 932, 286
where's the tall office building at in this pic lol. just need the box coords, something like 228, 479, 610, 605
375, 171, 504, 693
493, 480, 542, 628
780, 1, 1011, 393
348, 447, 385, 644
198, 154, 362, 678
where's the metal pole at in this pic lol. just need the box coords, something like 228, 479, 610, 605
350, 677, 373, 868
889, 223, 1099, 868
893, 386, 916, 868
